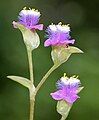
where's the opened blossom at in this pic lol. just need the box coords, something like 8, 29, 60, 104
50, 74, 81, 103
13, 7, 43, 30
44, 23, 75, 47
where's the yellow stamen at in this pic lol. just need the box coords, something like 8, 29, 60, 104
32, 8, 35, 11
23, 7, 27, 10
29, 7, 31, 10
64, 73, 66, 77
72, 75, 76, 78
65, 77, 68, 80
35, 10, 38, 12
58, 22, 62, 25
63, 73, 68, 80
67, 24, 70, 26
72, 75, 79, 79
76, 75, 79, 79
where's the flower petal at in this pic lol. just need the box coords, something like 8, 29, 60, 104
44, 39, 51, 47
64, 94, 80, 103
50, 90, 63, 100
14, 8, 43, 31
29, 24, 44, 30
59, 39, 75, 44
44, 23, 75, 47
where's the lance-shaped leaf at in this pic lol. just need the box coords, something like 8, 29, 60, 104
7, 75, 35, 90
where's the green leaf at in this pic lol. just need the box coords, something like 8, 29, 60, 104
13, 21, 40, 51
69, 46, 83, 53
57, 100, 72, 120
77, 86, 84, 93
51, 45, 83, 65
7, 75, 35, 90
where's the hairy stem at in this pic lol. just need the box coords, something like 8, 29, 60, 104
35, 64, 58, 94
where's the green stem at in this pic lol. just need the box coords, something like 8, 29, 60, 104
35, 64, 58, 94
30, 99, 34, 120
29, 90, 35, 120
60, 116, 65, 120
27, 49, 34, 84
27, 48, 35, 120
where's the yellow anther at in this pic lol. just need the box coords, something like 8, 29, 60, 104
61, 73, 68, 81
29, 7, 31, 10
65, 77, 68, 80
67, 24, 70, 26
58, 22, 62, 25
23, 7, 27, 10
62, 24, 66, 26
64, 73, 66, 77
76, 75, 79, 79
72, 75, 76, 78
32, 8, 35, 11
51, 23, 54, 25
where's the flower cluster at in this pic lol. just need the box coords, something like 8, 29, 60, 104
44, 22, 75, 47
14, 7, 43, 30
50, 73, 81, 103
12, 6, 83, 105
11, 7, 83, 120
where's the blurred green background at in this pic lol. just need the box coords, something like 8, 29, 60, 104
0, 0, 99, 120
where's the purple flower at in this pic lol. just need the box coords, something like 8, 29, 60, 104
50, 74, 81, 103
14, 7, 43, 30
44, 23, 75, 47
